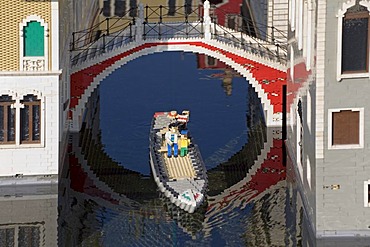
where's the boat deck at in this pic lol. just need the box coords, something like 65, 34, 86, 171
162, 154, 196, 180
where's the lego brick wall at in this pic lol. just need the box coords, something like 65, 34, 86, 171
0, 0, 51, 71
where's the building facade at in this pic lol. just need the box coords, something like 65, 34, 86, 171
242, 0, 289, 43
287, 0, 370, 237
0, 0, 100, 178
0, 0, 60, 177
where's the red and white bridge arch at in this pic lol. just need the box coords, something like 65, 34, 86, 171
69, 39, 286, 130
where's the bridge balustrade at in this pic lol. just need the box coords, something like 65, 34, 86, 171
70, 2, 287, 67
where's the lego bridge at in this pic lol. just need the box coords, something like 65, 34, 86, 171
68, 1, 287, 130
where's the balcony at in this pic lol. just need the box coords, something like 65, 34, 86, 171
22, 57, 45, 71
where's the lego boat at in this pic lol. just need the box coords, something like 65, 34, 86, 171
149, 111, 207, 213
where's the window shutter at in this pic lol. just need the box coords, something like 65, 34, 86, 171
332, 110, 359, 145
24, 21, 44, 57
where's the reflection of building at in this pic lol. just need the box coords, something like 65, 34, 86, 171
196, 54, 241, 96
197, 0, 288, 96
197, 0, 244, 91
201, 0, 244, 29
0, 181, 57, 246
199, 0, 288, 43
287, 0, 370, 238
243, 181, 286, 246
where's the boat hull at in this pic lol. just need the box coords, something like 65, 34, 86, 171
149, 111, 208, 213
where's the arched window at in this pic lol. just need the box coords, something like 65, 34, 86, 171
20, 16, 48, 71
20, 95, 41, 143
23, 21, 44, 57
337, 0, 370, 80
342, 4, 369, 73
0, 95, 15, 144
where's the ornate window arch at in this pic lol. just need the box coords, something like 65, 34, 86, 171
19, 15, 48, 72
0, 90, 44, 147
337, 0, 370, 81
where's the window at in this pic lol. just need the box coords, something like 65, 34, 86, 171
207, 56, 216, 66
114, 0, 126, 17
18, 226, 40, 246
168, 0, 176, 16
337, 2, 370, 79
185, 0, 192, 15
0, 225, 42, 247
102, 0, 111, 17
307, 157, 311, 189
0, 95, 16, 144
364, 180, 370, 207
0, 228, 15, 247
20, 16, 48, 71
226, 14, 242, 30
328, 108, 364, 149
307, 90, 311, 132
290, 0, 296, 31
333, 110, 359, 145
20, 95, 41, 144
342, 7, 369, 73
23, 21, 44, 57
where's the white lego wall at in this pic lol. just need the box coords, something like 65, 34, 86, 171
0, 74, 59, 176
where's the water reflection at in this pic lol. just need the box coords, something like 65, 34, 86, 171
58, 51, 288, 246
56, 52, 370, 246
0, 179, 57, 246
99, 52, 249, 174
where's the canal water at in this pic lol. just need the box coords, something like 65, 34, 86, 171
58, 52, 368, 246
2, 52, 369, 247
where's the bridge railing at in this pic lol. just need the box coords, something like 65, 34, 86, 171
71, 7, 137, 65
71, 7, 136, 51
211, 24, 286, 64
143, 4, 201, 23
143, 22, 204, 40
210, 6, 288, 48
70, 3, 288, 66
209, 5, 287, 63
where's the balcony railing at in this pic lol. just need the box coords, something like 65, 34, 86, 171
22, 57, 45, 72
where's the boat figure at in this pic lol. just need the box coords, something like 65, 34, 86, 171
149, 110, 208, 213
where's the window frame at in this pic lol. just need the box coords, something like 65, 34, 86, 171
0, 91, 45, 149
19, 15, 48, 71
0, 223, 44, 246
0, 96, 16, 145
342, 11, 370, 74
328, 108, 364, 149
337, 0, 370, 81
364, 180, 370, 207
20, 95, 42, 144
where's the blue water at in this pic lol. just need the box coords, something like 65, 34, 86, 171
55, 52, 324, 247
100, 52, 249, 174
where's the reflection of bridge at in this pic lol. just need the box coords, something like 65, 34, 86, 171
61, 75, 286, 241
68, 1, 287, 130
64, 126, 285, 242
